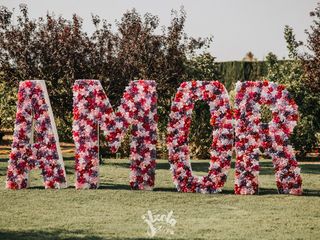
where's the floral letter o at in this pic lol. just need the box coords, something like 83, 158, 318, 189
234, 81, 302, 195
167, 81, 233, 193
6, 80, 67, 189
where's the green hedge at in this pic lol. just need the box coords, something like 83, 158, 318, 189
217, 61, 267, 90
216, 60, 289, 91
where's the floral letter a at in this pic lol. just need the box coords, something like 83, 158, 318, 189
6, 80, 67, 189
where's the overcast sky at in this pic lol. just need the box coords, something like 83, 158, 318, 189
1, 0, 318, 61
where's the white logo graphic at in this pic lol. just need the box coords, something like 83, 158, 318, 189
142, 210, 177, 237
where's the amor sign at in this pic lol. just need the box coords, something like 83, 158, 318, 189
6, 79, 302, 195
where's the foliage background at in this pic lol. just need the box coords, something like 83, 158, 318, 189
0, 4, 319, 158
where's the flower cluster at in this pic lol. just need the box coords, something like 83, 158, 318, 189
73, 80, 158, 189
6, 80, 67, 189
167, 81, 233, 193
234, 81, 302, 195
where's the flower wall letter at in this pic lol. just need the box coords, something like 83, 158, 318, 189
72, 80, 158, 189
6, 79, 302, 195
167, 81, 233, 193
234, 81, 302, 195
6, 80, 67, 189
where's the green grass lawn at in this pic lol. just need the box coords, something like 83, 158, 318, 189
0, 154, 319, 240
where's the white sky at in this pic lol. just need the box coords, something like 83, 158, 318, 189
1, 0, 318, 61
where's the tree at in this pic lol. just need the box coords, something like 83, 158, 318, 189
264, 25, 320, 156
0, 4, 211, 153
242, 51, 257, 61
185, 53, 221, 158
0, 72, 17, 141
303, 3, 320, 92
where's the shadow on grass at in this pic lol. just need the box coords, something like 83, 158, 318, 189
0, 229, 166, 240
0, 157, 8, 162
64, 165, 75, 175
21, 183, 320, 197
99, 184, 177, 192
98, 183, 131, 190
0, 166, 8, 176
205, 187, 320, 197
297, 155, 320, 162
104, 161, 320, 175
75, 182, 320, 197
223, 187, 320, 196
0, 230, 103, 240
63, 156, 75, 161
300, 164, 320, 174
1, 155, 319, 174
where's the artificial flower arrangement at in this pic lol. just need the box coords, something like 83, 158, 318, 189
6, 80, 67, 189
167, 81, 234, 193
6, 79, 302, 195
72, 80, 158, 189
234, 81, 302, 195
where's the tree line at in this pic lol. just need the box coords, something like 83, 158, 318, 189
0, 4, 319, 158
